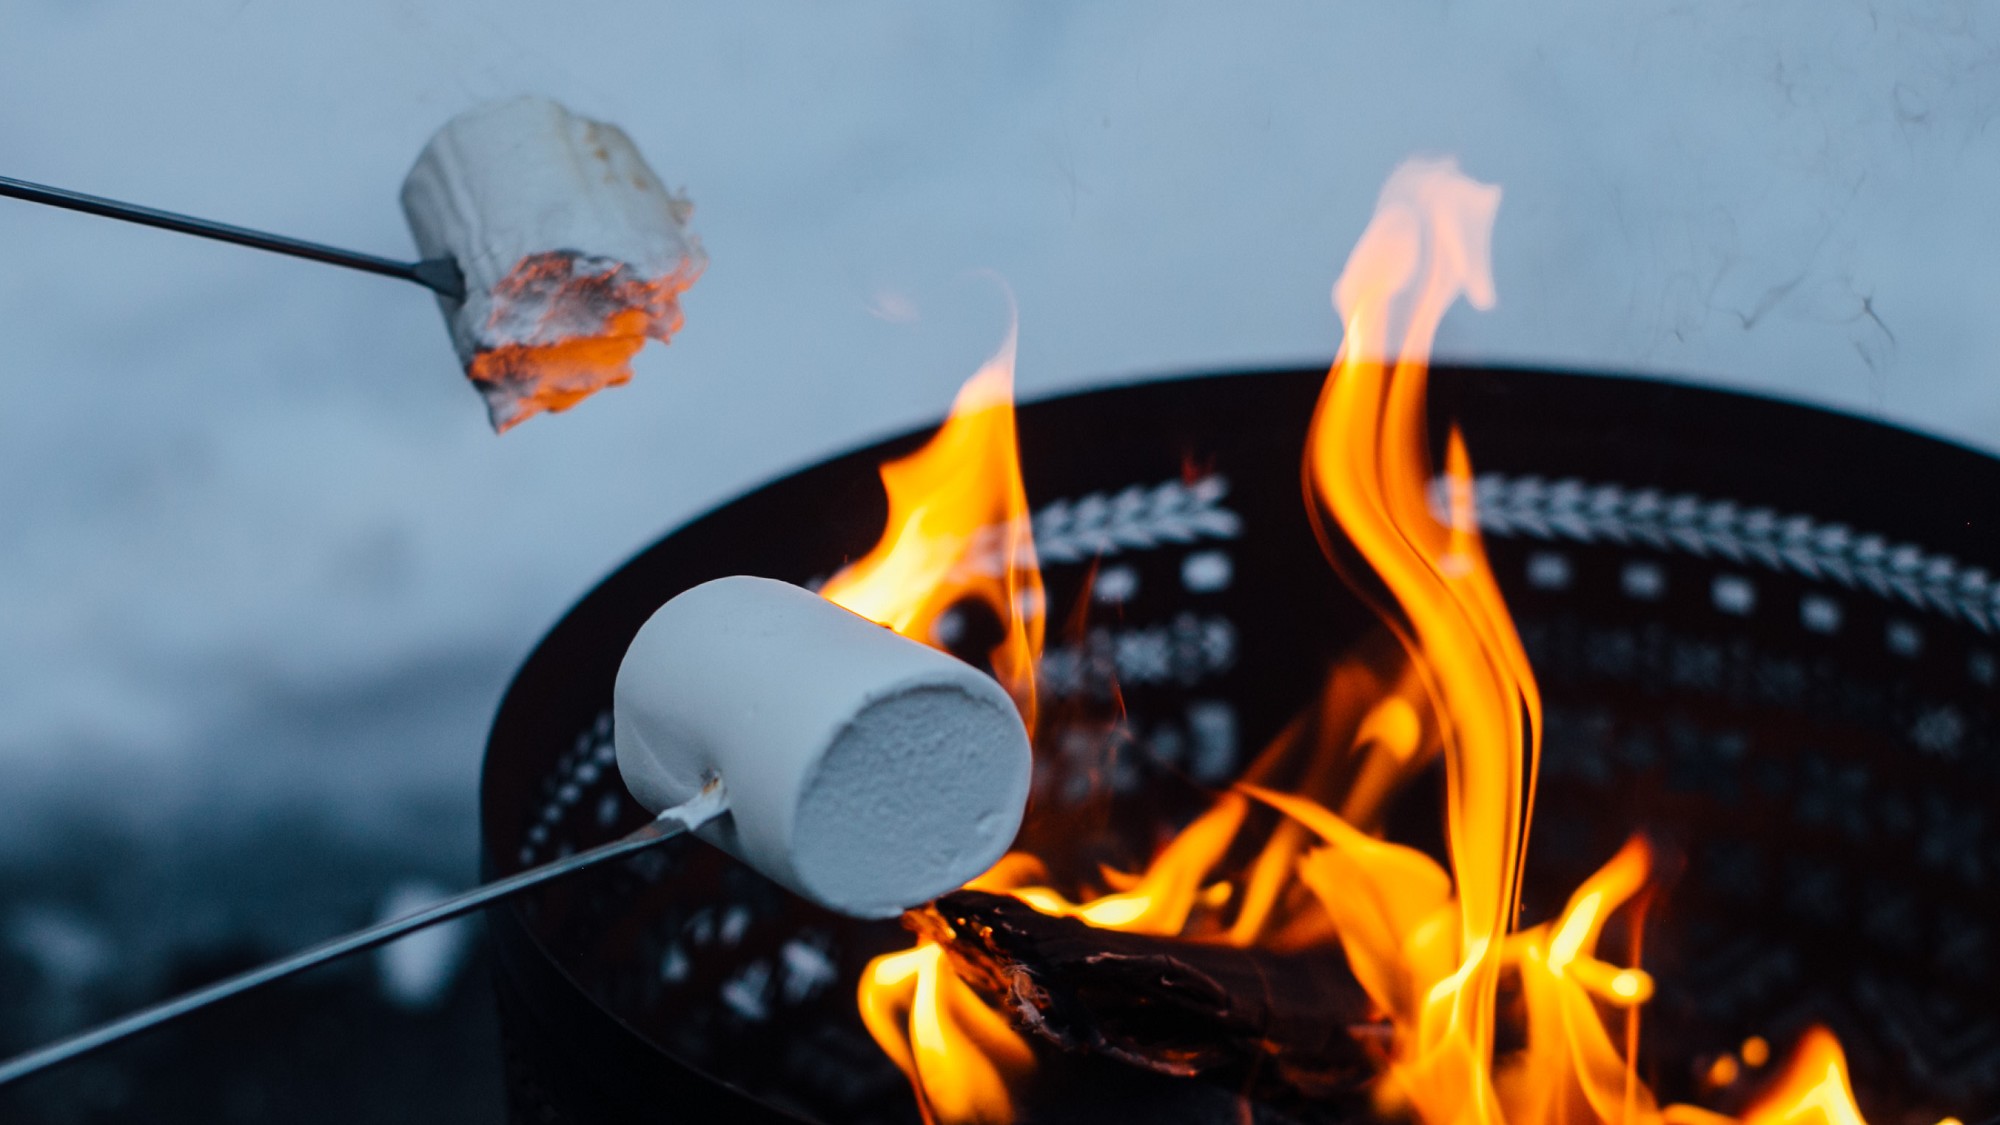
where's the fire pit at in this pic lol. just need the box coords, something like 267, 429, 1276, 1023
480, 362, 2000, 1125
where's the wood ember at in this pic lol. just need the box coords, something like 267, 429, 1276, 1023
922, 890, 1390, 1101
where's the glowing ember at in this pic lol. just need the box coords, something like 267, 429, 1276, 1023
466, 257, 695, 432
1666, 1030, 1872, 1125
400, 96, 706, 433
846, 159, 1895, 1125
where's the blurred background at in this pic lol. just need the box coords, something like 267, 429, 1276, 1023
2, 2, 1995, 1120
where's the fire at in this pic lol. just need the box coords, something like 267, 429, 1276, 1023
847, 160, 1891, 1125
828, 324, 1046, 1123
1502, 837, 1659, 1125
819, 323, 1044, 725
1299, 155, 1525, 1125
858, 943, 1033, 1125
1666, 1031, 1872, 1125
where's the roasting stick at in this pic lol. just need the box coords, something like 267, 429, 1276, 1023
0, 783, 727, 1091
0, 577, 1033, 1091
0, 173, 466, 300
4, 97, 704, 433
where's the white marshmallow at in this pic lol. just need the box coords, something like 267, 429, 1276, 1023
400, 96, 705, 432
614, 577, 1033, 919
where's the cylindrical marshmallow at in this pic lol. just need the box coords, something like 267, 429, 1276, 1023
614, 576, 1033, 919
401, 95, 706, 432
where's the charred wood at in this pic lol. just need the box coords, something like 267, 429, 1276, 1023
923, 890, 1389, 1103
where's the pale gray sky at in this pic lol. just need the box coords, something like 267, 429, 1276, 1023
3, 0, 1996, 837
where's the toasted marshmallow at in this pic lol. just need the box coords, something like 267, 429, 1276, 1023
401, 96, 705, 431
614, 576, 1033, 919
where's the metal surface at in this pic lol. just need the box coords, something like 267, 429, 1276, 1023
481, 366, 2000, 1125
0, 784, 726, 1090
0, 173, 466, 300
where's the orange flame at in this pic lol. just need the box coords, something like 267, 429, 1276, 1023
1503, 837, 1659, 1125
835, 325, 1045, 1122
848, 161, 1900, 1125
820, 324, 1044, 725
859, 943, 1034, 1125
1302, 155, 1525, 1125
1666, 1029, 1871, 1125
1288, 156, 1879, 1125
1735, 1029, 1869, 1125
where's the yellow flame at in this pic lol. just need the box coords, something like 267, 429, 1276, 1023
1664, 1029, 1871, 1125
1505, 837, 1659, 1125
975, 792, 1250, 936
859, 944, 1032, 1125
847, 161, 1906, 1125
1302, 155, 1527, 1125
821, 323, 1044, 726
838, 325, 1046, 1123
965, 658, 1440, 957
1738, 1028, 1871, 1125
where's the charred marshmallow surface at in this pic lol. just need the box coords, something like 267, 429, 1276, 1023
613, 577, 1033, 919
401, 96, 705, 431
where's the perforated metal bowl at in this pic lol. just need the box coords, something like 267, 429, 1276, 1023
482, 367, 2000, 1125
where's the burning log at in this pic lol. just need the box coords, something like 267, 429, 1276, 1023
923, 890, 1388, 1102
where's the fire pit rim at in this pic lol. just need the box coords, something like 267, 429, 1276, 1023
478, 362, 2000, 1125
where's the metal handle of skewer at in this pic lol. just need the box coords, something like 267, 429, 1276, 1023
0, 781, 727, 1090
0, 173, 466, 301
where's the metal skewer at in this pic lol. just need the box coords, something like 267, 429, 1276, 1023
0, 173, 466, 301
0, 781, 727, 1090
